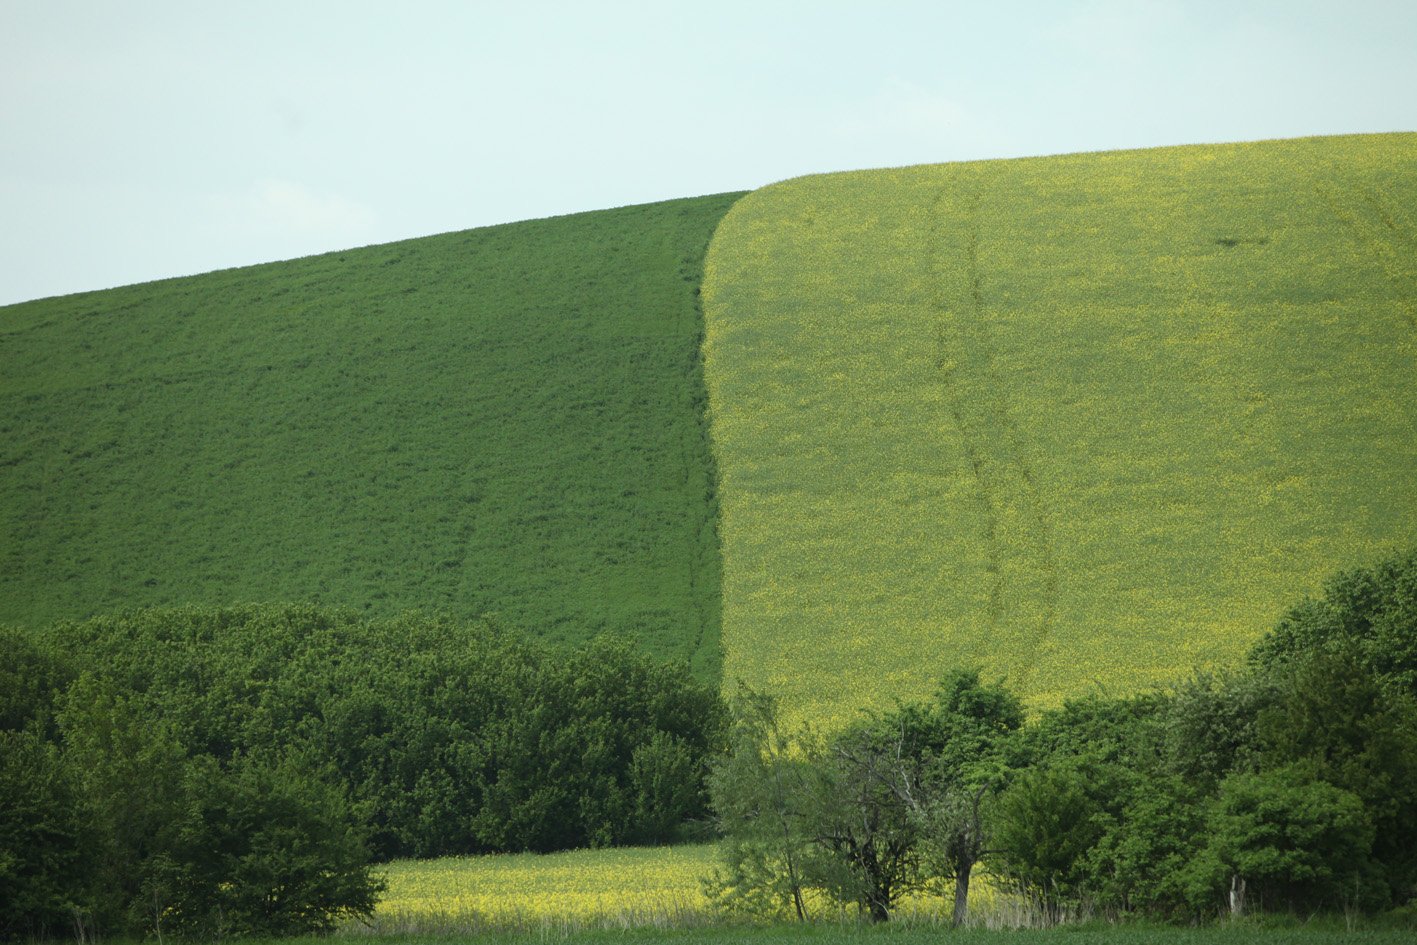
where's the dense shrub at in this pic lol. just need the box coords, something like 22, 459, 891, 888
34, 605, 725, 857
1251, 547, 1417, 694
1190, 766, 1377, 913
1, 604, 727, 939
0, 727, 88, 940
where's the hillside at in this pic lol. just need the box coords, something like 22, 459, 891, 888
702, 133, 1417, 723
0, 193, 743, 676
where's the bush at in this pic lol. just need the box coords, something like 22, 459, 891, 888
1190, 766, 1377, 914
990, 764, 1105, 913
1251, 547, 1417, 694
0, 727, 88, 941
37, 605, 726, 858
157, 755, 382, 937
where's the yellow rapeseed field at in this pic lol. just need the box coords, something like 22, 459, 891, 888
702, 134, 1417, 726
362, 845, 1018, 931
363, 845, 720, 933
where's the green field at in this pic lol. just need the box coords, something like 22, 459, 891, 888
0, 193, 742, 674
703, 133, 1417, 723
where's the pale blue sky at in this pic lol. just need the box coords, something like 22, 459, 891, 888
2, 0, 1414, 306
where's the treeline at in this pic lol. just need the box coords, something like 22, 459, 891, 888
0, 606, 725, 940
708, 548, 1417, 924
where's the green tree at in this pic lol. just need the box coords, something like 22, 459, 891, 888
1084, 774, 1205, 919
815, 718, 923, 922
989, 764, 1106, 918
0, 727, 89, 941
629, 730, 707, 844
708, 673, 1027, 924
158, 754, 383, 937
1251, 547, 1417, 694
0, 628, 71, 736
1161, 671, 1276, 794
870, 669, 1024, 926
705, 688, 820, 920
1190, 766, 1376, 915
55, 673, 191, 935
1254, 645, 1417, 904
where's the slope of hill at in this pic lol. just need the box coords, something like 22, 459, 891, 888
702, 133, 1417, 722
0, 193, 743, 676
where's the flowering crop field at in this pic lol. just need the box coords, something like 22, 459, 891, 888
702, 133, 1417, 725
363, 844, 1015, 933
364, 845, 719, 933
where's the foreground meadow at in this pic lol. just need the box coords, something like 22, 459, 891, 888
362, 847, 1053, 934
362, 846, 720, 934
333, 926, 1416, 945
349, 845, 1416, 939
702, 132, 1417, 724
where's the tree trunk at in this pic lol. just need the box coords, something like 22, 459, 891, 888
781, 820, 806, 920
952, 858, 973, 927
1229, 874, 1246, 918
788, 864, 806, 922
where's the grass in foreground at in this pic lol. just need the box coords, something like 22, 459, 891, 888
0, 193, 742, 674
702, 133, 1417, 723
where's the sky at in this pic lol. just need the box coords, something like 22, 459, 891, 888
2, 0, 1415, 307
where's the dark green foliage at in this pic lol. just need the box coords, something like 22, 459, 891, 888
0, 627, 71, 735
1085, 775, 1206, 919
1, 603, 727, 939
1161, 672, 1278, 794
1191, 767, 1377, 914
1252, 547, 1417, 694
36, 605, 726, 858
1019, 692, 1166, 773
156, 755, 383, 937
1253, 646, 1417, 902
889, 669, 1025, 785
467, 634, 726, 852
54, 673, 194, 934
990, 765, 1106, 912
0, 666, 383, 941
0, 727, 87, 940
0, 193, 742, 677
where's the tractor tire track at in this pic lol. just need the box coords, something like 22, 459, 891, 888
927, 186, 1006, 631
1310, 179, 1417, 333
924, 171, 1059, 691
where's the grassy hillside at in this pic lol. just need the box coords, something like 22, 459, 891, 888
0, 193, 743, 676
702, 133, 1417, 723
